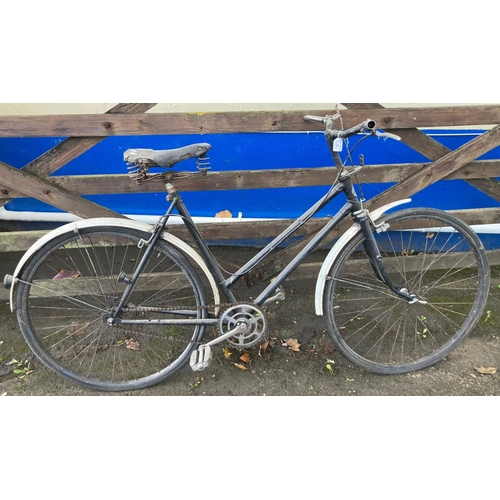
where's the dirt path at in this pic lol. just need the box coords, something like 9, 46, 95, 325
1, 248, 499, 396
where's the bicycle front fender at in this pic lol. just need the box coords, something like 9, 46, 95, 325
315, 199, 411, 316
8, 218, 221, 313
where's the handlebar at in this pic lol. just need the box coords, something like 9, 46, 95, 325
303, 113, 341, 124
329, 119, 377, 139
303, 114, 401, 141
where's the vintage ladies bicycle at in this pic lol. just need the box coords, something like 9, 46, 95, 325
4, 114, 490, 391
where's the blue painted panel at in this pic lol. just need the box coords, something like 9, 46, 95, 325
1, 130, 499, 219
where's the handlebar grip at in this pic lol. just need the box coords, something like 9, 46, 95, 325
330, 119, 377, 139
303, 115, 327, 124
303, 113, 341, 125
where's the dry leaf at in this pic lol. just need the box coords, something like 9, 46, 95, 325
67, 322, 90, 336
125, 339, 140, 351
259, 341, 269, 356
232, 363, 248, 371
239, 352, 251, 363
222, 347, 233, 359
282, 338, 301, 352
54, 269, 81, 280
216, 210, 232, 219
475, 366, 497, 375
319, 334, 336, 355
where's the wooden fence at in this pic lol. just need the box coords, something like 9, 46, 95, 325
1, 103, 500, 281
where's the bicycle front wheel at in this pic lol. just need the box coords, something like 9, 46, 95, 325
323, 208, 490, 374
16, 225, 207, 392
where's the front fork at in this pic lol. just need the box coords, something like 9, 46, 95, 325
356, 212, 426, 304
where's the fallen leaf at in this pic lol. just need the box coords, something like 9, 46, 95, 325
319, 334, 336, 355
475, 366, 497, 375
282, 338, 301, 352
54, 269, 81, 280
239, 352, 251, 363
259, 341, 269, 356
125, 339, 140, 351
216, 210, 232, 219
232, 363, 248, 371
222, 347, 233, 359
67, 322, 90, 336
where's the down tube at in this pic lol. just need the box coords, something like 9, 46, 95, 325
225, 182, 347, 289
253, 202, 353, 307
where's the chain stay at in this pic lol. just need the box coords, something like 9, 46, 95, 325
111, 301, 250, 344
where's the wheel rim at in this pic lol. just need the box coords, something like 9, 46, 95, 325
325, 210, 489, 373
18, 228, 206, 390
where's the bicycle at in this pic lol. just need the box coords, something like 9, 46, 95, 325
3, 114, 491, 392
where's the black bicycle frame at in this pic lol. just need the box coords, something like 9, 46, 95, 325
164, 172, 374, 308
109, 122, 420, 330
111, 170, 410, 329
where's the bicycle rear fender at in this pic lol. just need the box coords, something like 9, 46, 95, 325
8, 218, 221, 313
315, 199, 411, 316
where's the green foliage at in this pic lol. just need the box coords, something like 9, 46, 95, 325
8, 358, 33, 379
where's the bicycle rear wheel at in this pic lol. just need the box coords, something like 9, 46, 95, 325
16, 225, 207, 391
323, 208, 490, 374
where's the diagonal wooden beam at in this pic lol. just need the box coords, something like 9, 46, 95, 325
250, 118, 500, 283
0, 103, 157, 207
362, 124, 500, 208
342, 102, 450, 158
0, 160, 125, 219
344, 103, 500, 201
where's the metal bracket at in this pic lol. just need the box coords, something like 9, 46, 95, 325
262, 286, 286, 306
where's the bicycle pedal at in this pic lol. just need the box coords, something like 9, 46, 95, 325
190, 345, 212, 372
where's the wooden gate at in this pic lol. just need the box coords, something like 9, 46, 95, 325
1, 103, 500, 280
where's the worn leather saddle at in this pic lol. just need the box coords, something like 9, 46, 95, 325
124, 143, 211, 168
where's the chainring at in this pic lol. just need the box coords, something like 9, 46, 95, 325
220, 304, 267, 348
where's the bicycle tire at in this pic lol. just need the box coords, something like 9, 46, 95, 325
16, 224, 208, 391
323, 208, 490, 374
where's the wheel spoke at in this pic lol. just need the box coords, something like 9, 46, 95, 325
324, 209, 489, 374
17, 227, 207, 391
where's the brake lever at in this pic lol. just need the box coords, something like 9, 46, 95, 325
374, 130, 401, 141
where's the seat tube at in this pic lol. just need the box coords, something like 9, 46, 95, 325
165, 183, 236, 304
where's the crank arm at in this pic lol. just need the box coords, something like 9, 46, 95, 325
204, 323, 247, 348
190, 323, 247, 372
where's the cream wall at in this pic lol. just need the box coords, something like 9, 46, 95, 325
0, 103, 484, 115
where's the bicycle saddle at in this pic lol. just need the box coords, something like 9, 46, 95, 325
124, 143, 211, 168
